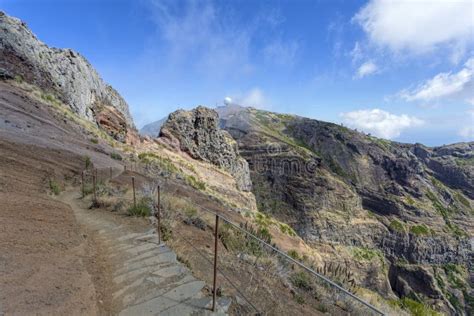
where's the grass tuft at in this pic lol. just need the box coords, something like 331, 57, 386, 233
127, 198, 151, 217
389, 219, 406, 233
410, 224, 431, 236
49, 179, 61, 195
110, 152, 122, 160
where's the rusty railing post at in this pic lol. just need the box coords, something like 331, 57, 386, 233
95, 168, 98, 183
132, 176, 136, 207
156, 185, 161, 244
212, 214, 219, 312
81, 170, 85, 198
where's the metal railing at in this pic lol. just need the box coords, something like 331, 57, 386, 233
79, 162, 386, 315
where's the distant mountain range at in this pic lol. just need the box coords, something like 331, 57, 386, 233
140, 117, 167, 137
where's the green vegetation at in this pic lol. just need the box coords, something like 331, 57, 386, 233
445, 223, 468, 238
40, 92, 59, 105
409, 224, 431, 236
219, 222, 272, 257
434, 264, 469, 314
84, 155, 92, 169
251, 109, 315, 158
279, 223, 297, 237
426, 191, 469, 237
138, 152, 180, 174
49, 179, 61, 195
14, 74, 23, 83
394, 297, 442, 316
405, 196, 416, 206
351, 247, 384, 262
455, 192, 471, 208
443, 264, 466, 290
316, 303, 328, 313
185, 175, 206, 190
290, 271, 312, 291
431, 177, 444, 190
389, 219, 406, 233
455, 157, 474, 167
447, 293, 462, 312
160, 225, 172, 242
184, 205, 198, 218
368, 135, 392, 151
110, 152, 122, 160
326, 156, 347, 178
90, 138, 99, 144
127, 198, 151, 217
287, 249, 301, 261
426, 191, 451, 221
294, 294, 305, 305
255, 211, 275, 229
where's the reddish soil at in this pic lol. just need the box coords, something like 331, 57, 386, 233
0, 81, 122, 315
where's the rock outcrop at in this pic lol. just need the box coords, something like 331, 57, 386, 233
0, 11, 136, 142
160, 106, 252, 191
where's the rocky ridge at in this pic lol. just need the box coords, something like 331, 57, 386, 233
0, 11, 136, 142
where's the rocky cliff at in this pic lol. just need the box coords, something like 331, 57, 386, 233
0, 11, 136, 142
217, 105, 474, 315
160, 106, 252, 192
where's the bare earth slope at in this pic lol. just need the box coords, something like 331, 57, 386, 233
0, 80, 120, 314
0, 140, 99, 315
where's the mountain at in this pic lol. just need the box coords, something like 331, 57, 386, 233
140, 117, 166, 137
216, 105, 473, 315
2, 9, 473, 315
0, 11, 137, 144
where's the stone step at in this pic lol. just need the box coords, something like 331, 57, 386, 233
118, 280, 206, 316
114, 252, 177, 276
120, 274, 197, 307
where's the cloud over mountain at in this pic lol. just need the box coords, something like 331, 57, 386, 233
341, 108, 424, 139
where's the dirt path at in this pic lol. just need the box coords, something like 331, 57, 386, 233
58, 188, 230, 316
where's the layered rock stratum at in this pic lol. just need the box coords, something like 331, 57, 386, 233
216, 105, 474, 315
0, 11, 136, 142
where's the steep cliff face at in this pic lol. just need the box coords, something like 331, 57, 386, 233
0, 11, 136, 142
217, 105, 474, 315
160, 106, 252, 191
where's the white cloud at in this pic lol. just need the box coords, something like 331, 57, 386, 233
355, 61, 378, 78
353, 0, 474, 56
148, 0, 253, 77
401, 57, 474, 102
459, 107, 474, 139
341, 109, 424, 139
350, 41, 363, 63
240, 88, 268, 108
226, 88, 269, 109
263, 39, 299, 66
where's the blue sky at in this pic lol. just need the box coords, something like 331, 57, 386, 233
1, 0, 473, 146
